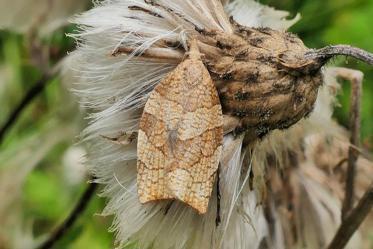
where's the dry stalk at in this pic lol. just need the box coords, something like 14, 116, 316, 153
329, 68, 363, 219
327, 183, 373, 249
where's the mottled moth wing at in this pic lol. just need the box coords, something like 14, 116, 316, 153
137, 43, 223, 214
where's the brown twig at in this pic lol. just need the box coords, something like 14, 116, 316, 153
343, 77, 362, 219
326, 183, 373, 249
0, 73, 54, 144
331, 68, 363, 219
37, 181, 98, 249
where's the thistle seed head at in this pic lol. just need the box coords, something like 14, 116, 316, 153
197, 25, 324, 140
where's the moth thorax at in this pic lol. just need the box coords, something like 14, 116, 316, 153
207, 27, 324, 140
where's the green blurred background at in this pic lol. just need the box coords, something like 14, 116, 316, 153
0, 0, 372, 248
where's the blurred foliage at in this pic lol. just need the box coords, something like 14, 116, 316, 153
0, 1, 372, 248
0, 27, 114, 248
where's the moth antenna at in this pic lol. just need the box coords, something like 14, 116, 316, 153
112, 46, 183, 62
306, 45, 373, 66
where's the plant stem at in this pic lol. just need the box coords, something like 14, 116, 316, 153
306, 45, 373, 65
327, 183, 373, 249
37, 181, 98, 249
330, 68, 363, 219
0, 73, 54, 144
343, 78, 362, 219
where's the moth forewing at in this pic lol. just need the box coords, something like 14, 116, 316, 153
137, 41, 223, 214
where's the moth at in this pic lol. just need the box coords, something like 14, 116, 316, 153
137, 41, 223, 214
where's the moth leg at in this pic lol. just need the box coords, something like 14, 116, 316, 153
216, 164, 221, 227
164, 201, 174, 215
329, 67, 363, 219
223, 115, 240, 135
101, 132, 137, 146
